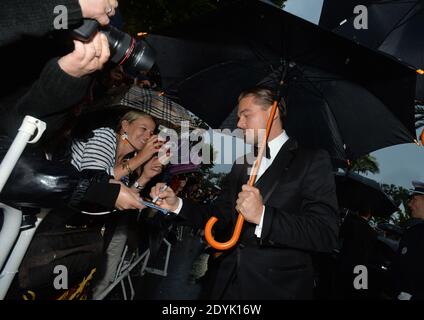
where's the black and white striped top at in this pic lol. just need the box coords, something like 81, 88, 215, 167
71, 127, 117, 176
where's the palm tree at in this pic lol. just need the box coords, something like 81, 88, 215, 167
381, 184, 412, 225
349, 154, 380, 175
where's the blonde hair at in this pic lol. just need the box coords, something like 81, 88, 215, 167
117, 110, 156, 132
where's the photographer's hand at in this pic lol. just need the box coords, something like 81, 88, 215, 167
79, 0, 118, 26
58, 32, 110, 78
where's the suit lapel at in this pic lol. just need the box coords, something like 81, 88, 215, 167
254, 138, 298, 204
230, 138, 298, 224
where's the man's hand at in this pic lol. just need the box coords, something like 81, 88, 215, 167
58, 32, 110, 78
112, 181, 145, 210
79, 0, 118, 25
236, 185, 264, 224
150, 182, 180, 212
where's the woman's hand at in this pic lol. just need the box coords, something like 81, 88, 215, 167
133, 135, 164, 165
141, 156, 163, 180
113, 136, 163, 180
110, 180, 145, 210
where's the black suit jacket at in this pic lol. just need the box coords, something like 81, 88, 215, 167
179, 138, 339, 299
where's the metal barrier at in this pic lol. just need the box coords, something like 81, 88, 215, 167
94, 247, 151, 300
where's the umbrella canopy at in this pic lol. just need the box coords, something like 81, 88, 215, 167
147, 0, 417, 164
143, 34, 272, 92
174, 60, 275, 128
335, 171, 399, 218
73, 86, 208, 138
220, 62, 414, 164
320, 0, 424, 103
143, 31, 277, 128
119, 86, 207, 129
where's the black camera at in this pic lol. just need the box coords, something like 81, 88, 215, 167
73, 19, 155, 77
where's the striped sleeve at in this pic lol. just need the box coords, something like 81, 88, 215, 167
71, 127, 117, 175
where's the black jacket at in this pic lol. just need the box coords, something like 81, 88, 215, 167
0, 0, 88, 140
179, 138, 340, 299
0, 0, 83, 47
0, 2, 121, 210
0, 57, 92, 142
392, 218, 424, 299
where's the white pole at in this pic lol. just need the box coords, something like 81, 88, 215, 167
0, 115, 46, 299
0, 204, 22, 271
0, 207, 47, 300
0, 116, 46, 192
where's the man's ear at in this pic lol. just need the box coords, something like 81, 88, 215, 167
268, 105, 280, 124
273, 106, 280, 121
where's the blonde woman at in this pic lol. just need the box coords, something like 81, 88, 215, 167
71, 110, 164, 210
70, 110, 167, 298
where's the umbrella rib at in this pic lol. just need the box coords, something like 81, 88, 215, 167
293, 65, 348, 159
359, 0, 422, 50
261, 66, 348, 162
245, 39, 278, 68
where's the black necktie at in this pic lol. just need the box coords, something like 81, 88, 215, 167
254, 143, 271, 159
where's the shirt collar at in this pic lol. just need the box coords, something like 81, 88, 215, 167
267, 130, 289, 160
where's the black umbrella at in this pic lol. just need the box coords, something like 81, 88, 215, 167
143, 34, 273, 93
218, 62, 414, 165
335, 172, 398, 218
143, 32, 278, 128
147, 0, 417, 164
320, 0, 424, 103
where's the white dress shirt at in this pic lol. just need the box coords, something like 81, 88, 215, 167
174, 130, 290, 238
252, 131, 289, 237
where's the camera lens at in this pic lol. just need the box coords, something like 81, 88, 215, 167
101, 25, 155, 77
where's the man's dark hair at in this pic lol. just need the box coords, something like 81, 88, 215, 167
238, 86, 287, 124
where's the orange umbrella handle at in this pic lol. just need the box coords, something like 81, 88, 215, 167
204, 214, 245, 251
204, 101, 279, 250
421, 128, 424, 145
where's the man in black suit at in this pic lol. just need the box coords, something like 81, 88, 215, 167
151, 87, 339, 299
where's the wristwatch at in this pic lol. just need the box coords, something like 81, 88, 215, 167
133, 181, 144, 191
